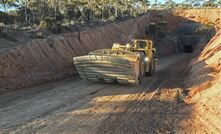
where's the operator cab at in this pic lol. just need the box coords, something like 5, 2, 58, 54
133, 39, 152, 50
133, 39, 157, 63
137, 41, 147, 49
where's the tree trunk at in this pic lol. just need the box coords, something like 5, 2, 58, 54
101, 7, 104, 21
90, 10, 93, 21
25, 8, 28, 22
32, 13, 35, 27
40, 10, 44, 23
121, 11, 123, 20
54, 7, 57, 19
108, 7, 110, 19
25, 1, 28, 23
115, 8, 118, 18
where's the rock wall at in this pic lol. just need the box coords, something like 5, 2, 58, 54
176, 9, 221, 30
184, 30, 221, 134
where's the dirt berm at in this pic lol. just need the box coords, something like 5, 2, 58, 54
0, 9, 220, 90
182, 30, 221, 133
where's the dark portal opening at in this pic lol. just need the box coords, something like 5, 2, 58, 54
183, 45, 193, 53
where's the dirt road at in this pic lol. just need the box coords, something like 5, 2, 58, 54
0, 53, 192, 134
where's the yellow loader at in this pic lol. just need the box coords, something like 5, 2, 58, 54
73, 39, 157, 85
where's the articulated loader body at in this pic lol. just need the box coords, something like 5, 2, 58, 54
73, 39, 157, 85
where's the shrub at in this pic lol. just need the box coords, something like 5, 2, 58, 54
38, 18, 62, 34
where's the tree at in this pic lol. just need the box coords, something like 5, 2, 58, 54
218, 0, 221, 7
182, 0, 203, 8
65, 3, 81, 24
164, 0, 176, 9
1, 0, 152, 26
202, 0, 218, 7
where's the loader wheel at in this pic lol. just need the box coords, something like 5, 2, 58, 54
138, 61, 145, 83
146, 54, 156, 76
138, 53, 146, 83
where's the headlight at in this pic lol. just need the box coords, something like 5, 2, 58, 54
144, 57, 149, 62
126, 44, 130, 48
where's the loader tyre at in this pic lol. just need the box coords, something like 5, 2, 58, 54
146, 53, 156, 76
138, 53, 146, 83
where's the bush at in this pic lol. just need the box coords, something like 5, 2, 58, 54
38, 18, 62, 34
108, 15, 116, 21
38, 18, 54, 30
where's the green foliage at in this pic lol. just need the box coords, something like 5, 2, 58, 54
38, 18, 51, 30
65, 4, 81, 23
38, 17, 62, 33
182, 0, 203, 8
164, 0, 176, 9
202, 0, 218, 7
0, 0, 151, 27
151, 0, 220, 9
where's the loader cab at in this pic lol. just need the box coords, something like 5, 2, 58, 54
133, 40, 153, 50
137, 41, 147, 49
133, 40, 146, 49
133, 39, 154, 60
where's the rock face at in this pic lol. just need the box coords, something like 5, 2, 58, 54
176, 9, 221, 31
183, 30, 221, 134
0, 9, 220, 90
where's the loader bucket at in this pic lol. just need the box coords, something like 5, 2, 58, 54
73, 49, 141, 85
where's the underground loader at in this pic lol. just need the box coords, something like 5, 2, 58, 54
73, 39, 157, 85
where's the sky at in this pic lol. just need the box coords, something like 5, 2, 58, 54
149, 0, 185, 4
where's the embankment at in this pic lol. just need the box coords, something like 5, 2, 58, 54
182, 30, 221, 133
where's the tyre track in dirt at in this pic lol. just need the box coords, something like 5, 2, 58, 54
0, 79, 109, 131
0, 54, 190, 134
96, 55, 192, 134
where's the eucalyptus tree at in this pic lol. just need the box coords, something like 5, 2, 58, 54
182, 0, 204, 8
202, 0, 218, 7
164, 0, 176, 9
2, 0, 153, 26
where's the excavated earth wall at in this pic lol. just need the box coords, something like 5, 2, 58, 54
0, 9, 220, 90
177, 9, 221, 30
181, 30, 221, 134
